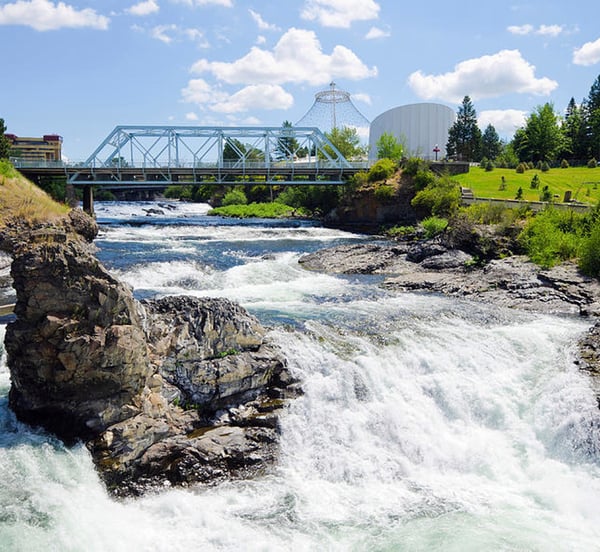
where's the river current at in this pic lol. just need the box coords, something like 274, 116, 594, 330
1, 200, 600, 551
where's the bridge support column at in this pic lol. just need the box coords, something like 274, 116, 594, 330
82, 185, 94, 216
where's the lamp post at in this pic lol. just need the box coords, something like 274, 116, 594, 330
433, 145, 440, 161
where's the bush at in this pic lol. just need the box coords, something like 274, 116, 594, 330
527, 162, 535, 170
386, 225, 416, 238
222, 188, 248, 206
541, 161, 550, 172
412, 169, 436, 191
539, 185, 552, 202
518, 208, 584, 268
515, 187, 523, 200
403, 157, 429, 176
516, 163, 527, 174
374, 183, 395, 202
368, 158, 397, 183
561, 159, 570, 168
411, 175, 461, 217
421, 216, 448, 238
484, 160, 494, 172
530, 174, 540, 189
588, 158, 598, 168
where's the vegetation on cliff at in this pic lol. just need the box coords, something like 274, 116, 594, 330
0, 160, 68, 227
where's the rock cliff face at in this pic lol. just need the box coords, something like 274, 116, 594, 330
0, 211, 297, 495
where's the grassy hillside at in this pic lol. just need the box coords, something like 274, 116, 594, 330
0, 160, 69, 228
452, 166, 600, 204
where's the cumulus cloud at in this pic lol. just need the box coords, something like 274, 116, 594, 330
211, 84, 294, 113
352, 92, 372, 105
365, 26, 390, 40
127, 0, 159, 16
185, 112, 199, 121
191, 27, 377, 86
478, 109, 527, 136
0, 0, 109, 31
301, 0, 380, 28
408, 49, 557, 103
573, 37, 600, 66
181, 79, 293, 113
507, 23, 565, 37
249, 9, 279, 31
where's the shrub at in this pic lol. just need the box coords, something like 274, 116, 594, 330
222, 188, 248, 206
516, 163, 526, 174
421, 216, 448, 238
368, 158, 397, 183
541, 161, 550, 172
411, 175, 461, 217
386, 225, 416, 238
403, 157, 429, 176
515, 187, 523, 200
588, 158, 598, 168
412, 169, 436, 191
561, 159, 570, 168
530, 174, 540, 189
374, 183, 395, 202
527, 162, 535, 170
351, 171, 369, 188
479, 157, 489, 168
518, 208, 584, 268
484, 160, 494, 172
539, 185, 552, 202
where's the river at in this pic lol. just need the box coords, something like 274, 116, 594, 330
1, 200, 600, 551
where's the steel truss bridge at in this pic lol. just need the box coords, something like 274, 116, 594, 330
13, 125, 369, 189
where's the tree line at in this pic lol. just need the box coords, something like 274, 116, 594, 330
446, 74, 600, 167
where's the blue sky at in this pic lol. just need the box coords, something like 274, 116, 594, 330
1, 0, 600, 161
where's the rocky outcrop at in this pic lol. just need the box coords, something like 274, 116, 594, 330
0, 211, 297, 496
299, 241, 600, 316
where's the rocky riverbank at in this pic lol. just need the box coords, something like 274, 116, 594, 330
299, 239, 600, 404
0, 210, 299, 496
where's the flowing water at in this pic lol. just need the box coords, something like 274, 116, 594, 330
1, 201, 600, 551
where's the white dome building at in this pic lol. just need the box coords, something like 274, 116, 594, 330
369, 103, 455, 161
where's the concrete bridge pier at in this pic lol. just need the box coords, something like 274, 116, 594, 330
82, 185, 94, 216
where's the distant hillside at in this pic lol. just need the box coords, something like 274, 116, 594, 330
0, 160, 69, 228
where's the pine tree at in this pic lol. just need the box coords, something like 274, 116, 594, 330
586, 74, 600, 159
446, 96, 482, 162
481, 124, 501, 161
275, 121, 300, 161
521, 103, 564, 163
561, 97, 587, 161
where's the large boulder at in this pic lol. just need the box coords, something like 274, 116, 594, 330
1, 210, 297, 495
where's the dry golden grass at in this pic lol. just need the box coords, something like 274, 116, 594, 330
0, 160, 69, 228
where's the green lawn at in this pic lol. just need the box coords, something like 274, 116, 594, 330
452, 166, 600, 204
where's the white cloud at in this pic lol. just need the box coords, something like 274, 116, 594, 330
170, 0, 232, 7
352, 92, 372, 105
0, 0, 109, 31
478, 109, 527, 136
181, 79, 293, 113
185, 112, 199, 121
507, 24, 533, 35
191, 27, 377, 86
365, 26, 389, 40
128, 0, 159, 16
573, 37, 600, 66
148, 24, 208, 46
256, 35, 266, 45
211, 84, 294, 113
507, 23, 565, 37
408, 49, 557, 103
249, 9, 279, 31
301, 0, 380, 28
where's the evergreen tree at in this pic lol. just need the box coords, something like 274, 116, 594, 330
0, 118, 11, 159
481, 124, 502, 161
322, 126, 366, 160
275, 120, 300, 161
520, 103, 564, 163
561, 97, 587, 161
586, 74, 600, 159
446, 96, 482, 162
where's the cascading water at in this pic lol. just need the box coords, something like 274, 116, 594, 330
1, 201, 599, 551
